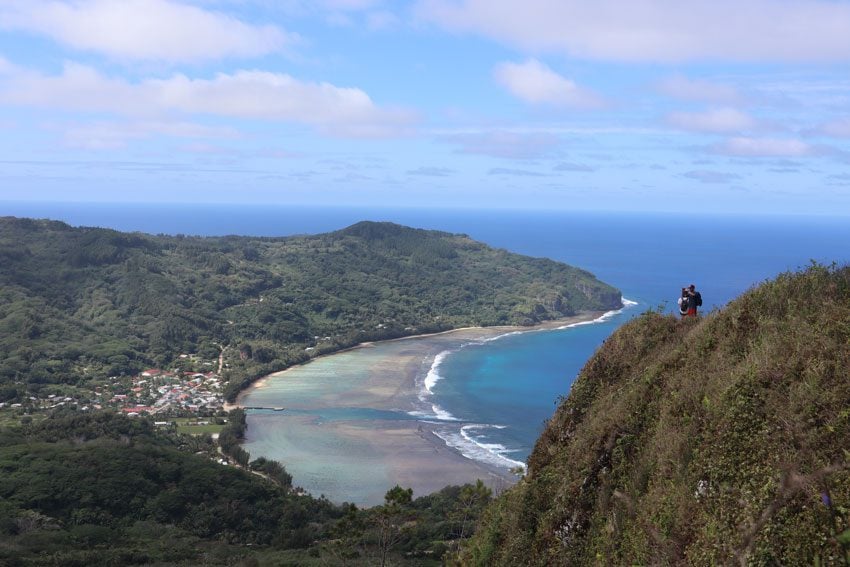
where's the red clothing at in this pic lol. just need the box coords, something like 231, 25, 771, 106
686, 306, 697, 316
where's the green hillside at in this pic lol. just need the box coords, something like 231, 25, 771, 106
0, 411, 494, 565
461, 265, 850, 565
0, 217, 621, 400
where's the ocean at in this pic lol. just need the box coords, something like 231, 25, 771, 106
418, 305, 640, 471
5, 202, 849, 500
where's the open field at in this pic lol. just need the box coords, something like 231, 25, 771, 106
172, 417, 226, 435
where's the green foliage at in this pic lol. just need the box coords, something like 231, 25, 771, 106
250, 457, 293, 488
0, 411, 496, 565
1, 414, 314, 560
461, 265, 850, 566
0, 217, 620, 398
0, 216, 621, 564
317, 483, 495, 565
28, 410, 157, 442
0, 414, 346, 564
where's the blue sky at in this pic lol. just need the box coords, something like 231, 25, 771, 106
1, 0, 850, 214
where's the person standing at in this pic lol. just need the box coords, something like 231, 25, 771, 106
677, 287, 689, 317
686, 284, 702, 317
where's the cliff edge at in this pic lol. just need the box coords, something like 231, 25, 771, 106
461, 264, 850, 566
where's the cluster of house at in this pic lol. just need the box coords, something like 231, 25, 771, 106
104, 367, 225, 417
0, 354, 228, 418
0, 395, 82, 411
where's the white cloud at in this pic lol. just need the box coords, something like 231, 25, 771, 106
0, 55, 18, 75
429, 125, 664, 136
281, 0, 390, 27
681, 170, 741, 184
320, 0, 382, 10
367, 10, 400, 30
407, 166, 454, 176
667, 108, 756, 133
442, 130, 562, 159
60, 120, 239, 149
712, 137, 813, 157
553, 162, 594, 172
494, 59, 603, 108
417, 0, 850, 63
324, 11, 354, 27
488, 167, 547, 177
807, 118, 850, 138
0, 0, 295, 63
3, 63, 148, 114
657, 76, 742, 104
0, 62, 415, 138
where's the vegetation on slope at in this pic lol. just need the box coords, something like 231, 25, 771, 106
0, 217, 621, 400
461, 264, 850, 566
2, 216, 607, 564
0, 411, 495, 566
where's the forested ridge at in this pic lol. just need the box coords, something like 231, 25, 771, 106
0, 216, 621, 400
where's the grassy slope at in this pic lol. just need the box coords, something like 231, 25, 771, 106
461, 265, 850, 566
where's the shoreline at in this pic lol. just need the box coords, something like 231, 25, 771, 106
241, 410, 520, 505
232, 307, 623, 505
226, 310, 608, 411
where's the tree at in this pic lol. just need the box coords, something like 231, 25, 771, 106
231, 445, 250, 467
250, 457, 292, 487
373, 485, 414, 567
452, 479, 492, 539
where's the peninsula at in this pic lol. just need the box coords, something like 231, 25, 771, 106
0, 217, 622, 411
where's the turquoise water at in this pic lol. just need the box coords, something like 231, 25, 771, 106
423, 313, 639, 468
5, 203, 850, 480
412, 213, 850, 468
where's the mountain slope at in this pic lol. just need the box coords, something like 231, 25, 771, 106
0, 217, 621, 397
461, 265, 850, 566
0, 411, 495, 565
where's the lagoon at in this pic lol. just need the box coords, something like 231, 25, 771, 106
5, 203, 849, 505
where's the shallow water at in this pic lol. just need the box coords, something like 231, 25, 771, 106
240, 309, 638, 503
8, 203, 849, 503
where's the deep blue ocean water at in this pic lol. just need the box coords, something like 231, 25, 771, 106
5, 201, 850, 470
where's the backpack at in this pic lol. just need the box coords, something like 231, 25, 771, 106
694, 291, 702, 307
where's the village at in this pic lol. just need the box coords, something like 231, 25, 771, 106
103, 366, 225, 417
0, 353, 227, 424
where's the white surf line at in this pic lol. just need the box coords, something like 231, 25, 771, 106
555, 297, 639, 329
411, 298, 640, 421
432, 424, 527, 471
410, 349, 461, 421
412, 298, 641, 432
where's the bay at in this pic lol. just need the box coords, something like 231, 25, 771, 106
5, 202, 849, 504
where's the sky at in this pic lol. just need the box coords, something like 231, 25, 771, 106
1, 0, 850, 214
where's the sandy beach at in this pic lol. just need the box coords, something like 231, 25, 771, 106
233, 313, 603, 407
236, 312, 605, 505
